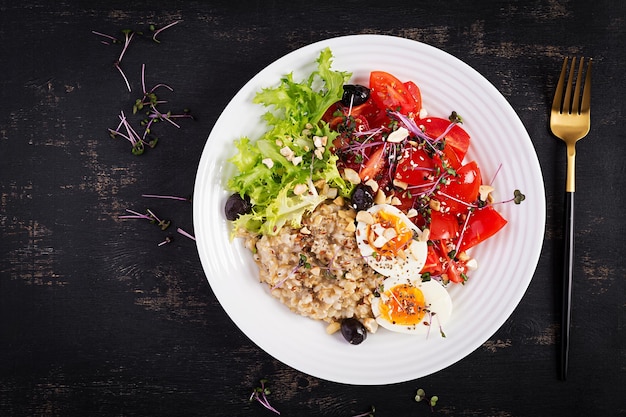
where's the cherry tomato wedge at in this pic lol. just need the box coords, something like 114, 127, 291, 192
421, 245, 444, 276
457, 205, 507, 252
438, 160, 481, 213
395, 147, 437, 188
404, 81, 422, 114
417, 117, 471, 162
369, 71, 418, 115
359, 145, 387, 183
429, 210, 459, 241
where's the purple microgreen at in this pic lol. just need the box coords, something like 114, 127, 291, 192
436, 191, 479, 209
489, 163, 503, 185
119, 208, 152, 220
249, 379, 280, 415
454, 208, 473, 255
490, 189, 526, 206
150, 20, 181, 43
176, 227, 195, 241
114, 62, 132, 92
112, 30, 135, 92
351, 405, 376, 417
157, 236, 173, 246
91, 30, 119, 45
142, 194, 191, 202
120, 208, 170, 230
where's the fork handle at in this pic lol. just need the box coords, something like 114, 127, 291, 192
561, 191, 575, 380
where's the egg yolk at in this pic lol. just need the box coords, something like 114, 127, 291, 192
373, 211, 414, 257
379, 284, 427, 325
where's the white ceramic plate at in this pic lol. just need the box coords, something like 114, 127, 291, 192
193, 35, 545, 385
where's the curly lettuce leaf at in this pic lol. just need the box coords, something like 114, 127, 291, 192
227, 48, 352, 236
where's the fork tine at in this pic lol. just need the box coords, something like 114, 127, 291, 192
572, 58, 590, 114
581, 58, 592, 113
552, 57, 568, 113
562, 57, 576, 114
572, 58, 584, 114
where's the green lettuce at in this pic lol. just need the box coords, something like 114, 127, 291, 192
227, 48, 353, 236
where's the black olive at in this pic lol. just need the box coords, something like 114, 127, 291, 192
341, 318, 367, 345
350, 183, 375, 212
224, 193, 252, 221
341, 84, 370, 107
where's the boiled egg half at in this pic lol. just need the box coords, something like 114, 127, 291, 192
355, 204, 428, 278
370, 275, 453, 334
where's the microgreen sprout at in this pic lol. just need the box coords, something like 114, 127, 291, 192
158, 236, 173, 246
119, 208, 170, 231
415, 388, 439, 411
142, 194, 192, 202
107, 65, 193, 155
249, 379, 280, 415
176, 227, 196, 241
150, 20, 181, 43
352, 405, 376, 417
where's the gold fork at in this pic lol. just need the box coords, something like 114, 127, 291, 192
550, 56, 592, 381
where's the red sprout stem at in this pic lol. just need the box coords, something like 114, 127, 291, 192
152, 20, 181, 43
176, 228, 196, 241
119, 209, 152, 220
142, 194, 190, 202
114, 62, 132, 92
489, 163, 503, 185
92, 30, 118, 43
454, 208, 473, 255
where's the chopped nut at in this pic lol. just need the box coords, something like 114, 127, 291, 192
343, 168, 361, 185
364, 179, 379, 193
386, 127, 409, 143
374, 189, 386, 205
356, 210, 375, 225
457, 251, 470, 262
479, 184, 495, 202
293, 183, 307, 195
344, 221, 356, 233
280, 146, 295, 161
390, 196, 402, 206
300, 226, 311, 235
372, 234, 388, 248
325, 187, 338, 199
333, 196, 345, 207
362, 318, 378, 333
420, 228, 430, 242
292, 156, 303, 166
310, 266, 321, 276
406, 208, 418, 218
326, 321, 341, 335
429, 199, 441, 211
393, 179, 408, 190
262, 158, 274, 169
466, 258, 478, 270
383, 227, 397, 240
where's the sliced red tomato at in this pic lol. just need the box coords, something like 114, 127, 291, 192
438, 160, 481, 213
404, 81, 422, 114
421, 244, 444, 276
429, 210, 459, 241
445, 257, 468, 283
369, 71, 418, 115
457, 205, 507, 252
417, 117, 470, 162
395, 147, 437, 188
358, 145, 387, 183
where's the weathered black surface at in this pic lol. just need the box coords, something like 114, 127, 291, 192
1, 1, 624, 416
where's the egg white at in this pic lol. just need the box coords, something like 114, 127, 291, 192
370, 275, 453, 335
355, 204, 427, 278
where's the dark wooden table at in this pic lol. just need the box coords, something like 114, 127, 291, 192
1, 1, 624, 416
